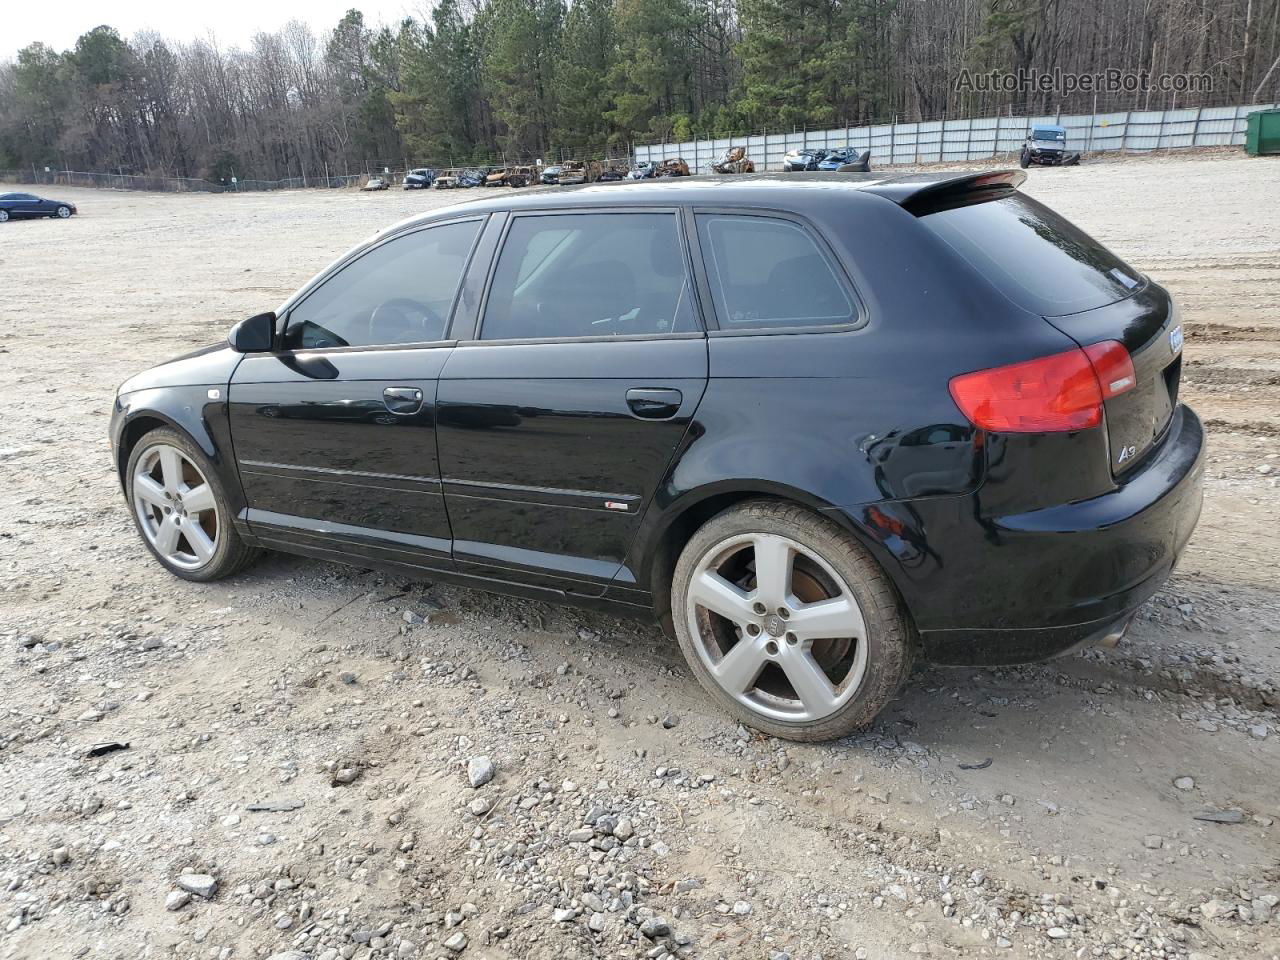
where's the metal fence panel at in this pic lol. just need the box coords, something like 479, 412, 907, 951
635, 100, 1279, 170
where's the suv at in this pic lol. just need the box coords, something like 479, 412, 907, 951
110, 172, 1202, 741
403, 168, 437, 189
1020, 125, 1081, 167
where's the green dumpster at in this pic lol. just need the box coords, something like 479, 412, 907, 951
1245, 108, 1280, 156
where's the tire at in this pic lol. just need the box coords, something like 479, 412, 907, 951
1019, 149, 1031, 169
671, 500, 913, 741
125, 426, 258, 582
55, 205, 71, 218
0, 209, 8, 222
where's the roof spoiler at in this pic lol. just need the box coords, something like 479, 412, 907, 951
868, 170, 1027, 216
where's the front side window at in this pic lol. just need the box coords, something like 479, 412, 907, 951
480, 212, 697, 341
695, 214, 857, 331
284, 219, 480, 350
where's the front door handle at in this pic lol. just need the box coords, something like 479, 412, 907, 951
383, 386, 424, 415
626, 387, 683, 420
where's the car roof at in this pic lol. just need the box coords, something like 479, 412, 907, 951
389, 170, 1025, 231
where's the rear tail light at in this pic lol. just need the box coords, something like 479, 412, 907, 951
949, 340, 1134, 433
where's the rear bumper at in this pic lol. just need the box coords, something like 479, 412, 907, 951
843, 405, 1205, 665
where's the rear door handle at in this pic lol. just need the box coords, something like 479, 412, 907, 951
626, 387, 683, 420
383, 386, 424, 415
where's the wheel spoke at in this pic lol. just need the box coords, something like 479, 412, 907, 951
787, 595, 865, 642
183, 521, 215, 562
182, 483, 215, 515
778, 647, 839, 715
153, 516, 181, 556
134, 474, 168, 509
751, 534, 793, 608
710, 637, 767, 694
158, 448, 183, 494
690, 570, 754, 625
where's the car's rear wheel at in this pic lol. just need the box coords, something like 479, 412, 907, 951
126, 427, 258, 582
55, 205, 71, 218
671, 500, 913, 741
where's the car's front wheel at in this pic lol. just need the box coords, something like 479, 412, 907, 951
1019, 149, 1031, 169
0, 209, 9, 222
671, 500, 913, 741
125, 427, 258, 582
55, 205, 71, 218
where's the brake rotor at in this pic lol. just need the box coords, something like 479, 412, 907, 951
791, 562, 852, 670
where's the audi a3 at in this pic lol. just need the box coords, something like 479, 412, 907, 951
110, 171, 1203, 740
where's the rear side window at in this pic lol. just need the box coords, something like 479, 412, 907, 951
285, 219, 479, 350
695, 214, 857, 331
481, 212, 697, 341
920, 193, 1143, 317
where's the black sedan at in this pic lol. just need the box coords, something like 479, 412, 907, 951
110, 172, 1202, 741
0, 192, 77, 222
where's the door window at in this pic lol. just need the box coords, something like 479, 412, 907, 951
695, 214, 857, 331
284, 220, 480, 350
480, 212, 697, 341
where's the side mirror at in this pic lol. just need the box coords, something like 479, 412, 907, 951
228, 311, 277, 353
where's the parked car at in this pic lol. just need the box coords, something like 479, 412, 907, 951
1019, 124, 1081, 167
817, 148, 871, 172
654, 157, 690, 177
709, 146, 755, 174
629, 161, 657, 179
540, 165, 564, 185
0, 192, 77, 222
433, 174, 459, 190
361, 177, 389, 191
457, 169, 486, 188
557, 161, 591, 185
110, 171, 1201, 741
596, 166, 628, 182
403, 168, 437, 189
484, 167, 531, 188
781, 149, 828, 171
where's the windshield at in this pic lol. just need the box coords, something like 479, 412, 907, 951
921, 193, 1144, 316
1032, 128, 1065, 142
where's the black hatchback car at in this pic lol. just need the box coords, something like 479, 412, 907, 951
0, 192, 77, 222
111, 172, 1203, 741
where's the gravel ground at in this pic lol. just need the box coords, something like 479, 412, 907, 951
1, 153, 1277, 960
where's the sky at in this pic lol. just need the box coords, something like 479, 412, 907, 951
5, 0, 420, 61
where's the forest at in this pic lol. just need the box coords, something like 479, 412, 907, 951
2, 0, 1278, 182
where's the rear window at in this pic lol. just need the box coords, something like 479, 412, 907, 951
920, 193, 1143, 317
696, 214, 857, 331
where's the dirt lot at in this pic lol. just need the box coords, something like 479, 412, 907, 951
1, 154, 1277, 960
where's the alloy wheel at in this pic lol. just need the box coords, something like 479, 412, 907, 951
686, 532, 868, 723
0, 210, 8, 222
57, 206, 71, 218
132, 443, 219, 570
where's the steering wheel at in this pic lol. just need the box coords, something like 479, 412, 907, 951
367, 298, 446, 344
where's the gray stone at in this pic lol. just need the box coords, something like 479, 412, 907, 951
177, 874, 218, 899
588, 912, 606, 932
467, 756, 495, 788
613, 818, 635, 841
732, 900, 752, 916
566, 828, 594, 843
1173, 776, 1195, 791
1142, 835, 1163, 849
442, 932, 467, 953
468, 796, 494, 816
265, 953, 311, 960
553, 908, 576, 923
639, 917, 670, 939
1046, 927, 1069, 939
165, 890, 191, 911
